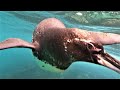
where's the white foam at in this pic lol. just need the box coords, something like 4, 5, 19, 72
76, 12, 83, 16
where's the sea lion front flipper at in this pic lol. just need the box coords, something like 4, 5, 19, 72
0, 38, 35, 50
89, 31, 120, 45
71, 28, 120, 45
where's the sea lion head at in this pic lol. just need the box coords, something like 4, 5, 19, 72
63, 37, 104, 63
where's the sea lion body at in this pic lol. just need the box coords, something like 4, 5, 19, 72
33, 28, 78, 70
32, 18, 103, 71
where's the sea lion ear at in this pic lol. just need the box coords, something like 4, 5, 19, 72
0, 38, 35, 50
73, 38, 102, 53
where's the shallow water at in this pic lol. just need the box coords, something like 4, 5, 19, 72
0, 11, 120, 79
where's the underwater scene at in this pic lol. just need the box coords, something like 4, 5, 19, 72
0, 11, 120, 79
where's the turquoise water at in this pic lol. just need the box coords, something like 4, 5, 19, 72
0, 11, 120, 79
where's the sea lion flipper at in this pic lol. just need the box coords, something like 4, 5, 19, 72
94, 53, 120, 73
0, 38, 35, 50
90, 31, 120, 45
71, 28, 120, 45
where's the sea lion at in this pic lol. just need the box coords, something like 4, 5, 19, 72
0, 18, 120, 73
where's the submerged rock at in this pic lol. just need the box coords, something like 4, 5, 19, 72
65, 11, 120, 27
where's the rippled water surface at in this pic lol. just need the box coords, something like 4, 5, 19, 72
0, 11, 120, 79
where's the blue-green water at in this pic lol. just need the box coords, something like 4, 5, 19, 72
0, 11, 120, 79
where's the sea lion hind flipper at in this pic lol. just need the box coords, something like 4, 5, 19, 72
94, 53, 120, 74
0, 38, 35, 50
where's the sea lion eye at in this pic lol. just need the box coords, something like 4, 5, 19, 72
87, 43, 103, 54
87, 43, 93, 49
